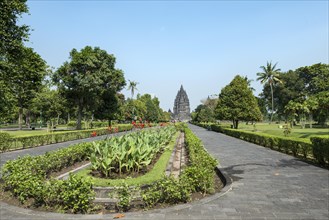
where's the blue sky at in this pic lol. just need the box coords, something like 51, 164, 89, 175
22, 0, 328, 111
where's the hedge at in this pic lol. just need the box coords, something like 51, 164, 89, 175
142, 124, 219, 208
192, 122, 328, 166
310, 136, 329, 165
0, 124, 133, 152
1, 142, 95, 213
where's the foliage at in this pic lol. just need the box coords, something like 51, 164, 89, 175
194, 122, 328, 166
1, 142, 94, 213
0, 124, 133, 152
4, 46, 48, 129
53, 46, 126, 129
0, 132, 12, 151
142, 125, 218, 208
76, 131, 178, 187
215, 75, 262, 129
0, 0, 29, 62
283, 124, 292, 137
142, 176, 191, 208
256, 61, 282, 123
116, 182, 132, 211
311, 136, 329, 165
89, 126, 176, 176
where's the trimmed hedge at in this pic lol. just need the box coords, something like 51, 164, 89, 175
311, 136, 329, 165
142, 124, 218, 208
0, 124, 133, 152
1, 142, 94, 213
193, 122, 328, 166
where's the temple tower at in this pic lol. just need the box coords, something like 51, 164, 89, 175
173, 85, 191, 121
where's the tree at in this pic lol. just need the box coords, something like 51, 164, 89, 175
215, 75, 262, 129
30, 88, 68, 128
0, 0, 31, 123
127, 80, 139, 99
260, 70, 305, 121
296, 63, 329, 95
53, 46, 126, 129
6, 47, 47, 129
0, 0, 29, 65
256, 61, 282, 123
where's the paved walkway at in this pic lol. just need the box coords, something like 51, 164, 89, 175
1, 124, 328, 219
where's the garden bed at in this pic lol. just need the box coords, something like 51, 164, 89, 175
1, 124, 223, 214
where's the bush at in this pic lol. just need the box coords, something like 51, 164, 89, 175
0, 132, 12, 151
1, 124, 133, 152
1, 142, 94, 213
142, 125, 218, 208
196, 123, 326, 166
311, 136, 329, 165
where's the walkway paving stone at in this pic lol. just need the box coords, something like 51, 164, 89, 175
1, 124, 328, 219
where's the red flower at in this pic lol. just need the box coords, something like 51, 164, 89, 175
91, 131, 97, 137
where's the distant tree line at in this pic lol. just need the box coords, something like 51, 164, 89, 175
192, 62, 329, 129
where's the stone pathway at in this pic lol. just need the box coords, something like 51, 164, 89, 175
1, 124, 328, 219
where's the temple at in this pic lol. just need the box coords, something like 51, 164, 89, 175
173, 85, 191, 121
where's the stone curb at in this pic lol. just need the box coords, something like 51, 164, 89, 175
0, 166, 232, 220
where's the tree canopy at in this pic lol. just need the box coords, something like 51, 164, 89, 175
53, 46, 126, 129
216, 75, 262, 129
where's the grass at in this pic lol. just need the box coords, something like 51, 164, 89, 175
75, 132, 179, 187
220, 122, 329, 140
5, 129, 50, 137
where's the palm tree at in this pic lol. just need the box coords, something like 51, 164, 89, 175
127, 80, 139, 99
257, 62, 282, 123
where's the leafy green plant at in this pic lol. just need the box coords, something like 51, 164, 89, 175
0, 132, 12, 151
89, 126, 176, 176
3, 124, 133, 152
116, 182, 132, 212
283, 124, 292, 137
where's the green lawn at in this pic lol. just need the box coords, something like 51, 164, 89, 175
221, 122, 329, 140
5, 129, 49, 137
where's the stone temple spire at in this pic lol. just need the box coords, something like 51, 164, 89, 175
173, 85, 191, 121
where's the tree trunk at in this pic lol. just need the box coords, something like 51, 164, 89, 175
18, 107, 23, 130
309, 113, 313, 129
235, 120, 239, 129
67, 113, 70, 124
77, 105, 83, 130
57, 113, 60, 125
270, 83, 274, 124
26, 110, 30, 128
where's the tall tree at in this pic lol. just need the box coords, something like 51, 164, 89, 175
127, 80, 139, 99
216, 75, 262, 129
256, 61, 282, 123
53, 46, 125, 130
7, 47, 47, 129
0, 0, 29, 64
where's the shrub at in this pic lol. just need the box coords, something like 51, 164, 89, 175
142, 125, 218, 208
311, 136, 329, 165
0, 132, 12, 151
2, 124, 133, 152
197, 123, 326, 166
1, 142, 94, 213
